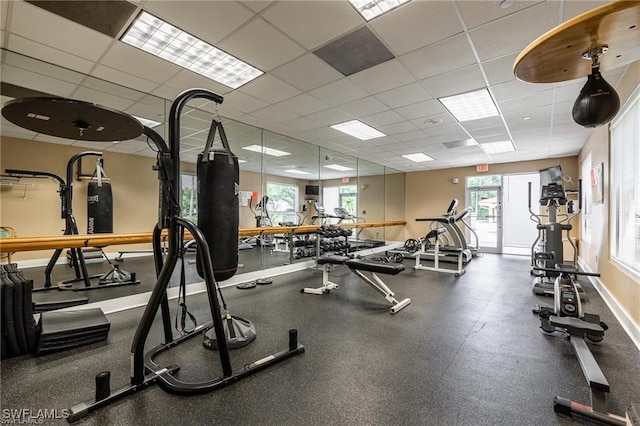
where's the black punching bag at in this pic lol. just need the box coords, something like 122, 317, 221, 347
196, 149, 239, 282
87, 181, 113, 234
572, 67, 620, 128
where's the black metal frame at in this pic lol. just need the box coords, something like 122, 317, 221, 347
68, 89, 304, 422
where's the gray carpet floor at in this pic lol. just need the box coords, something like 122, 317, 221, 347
2, 253, 639, 425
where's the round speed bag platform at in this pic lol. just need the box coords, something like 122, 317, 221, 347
196, 150, 239, 282
87, 181, 113, 234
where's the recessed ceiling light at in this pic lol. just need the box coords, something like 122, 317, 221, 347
402, 153, 434, 162
324, 164, 354, 172
330, 120, 386, 140
133, 115, 162, 128
121, 11, 263, 89
348, 0, 412, 21
285, 169, 311, 175
439, 89, 499, 122
238, 159, 247, 164
523, 116, 531, 120
480, 140, 515, 154
424, 118, 443, 125
242, 144, 290, 157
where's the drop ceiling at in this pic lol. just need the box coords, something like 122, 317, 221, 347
0, 0, 634, 174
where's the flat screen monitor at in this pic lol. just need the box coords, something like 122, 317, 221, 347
305, 185, 319, 196
539, 165, 563, 187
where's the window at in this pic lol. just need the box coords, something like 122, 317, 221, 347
323, 185, 358, 221
181, 173, 197, 222
610, 84, 640, 274
266, 182, 299, 225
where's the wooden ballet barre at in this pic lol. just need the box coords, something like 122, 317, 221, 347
1, 221, 406, 253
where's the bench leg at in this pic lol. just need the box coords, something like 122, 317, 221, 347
302, 264, 339, 295
350, 269, 411, 314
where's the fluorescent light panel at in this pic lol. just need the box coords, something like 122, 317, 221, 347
285, 169, 311, 175
241, 144, 290, 157
439, 89, 499, 122
330, 120, 386, 140
349, 0, 411, 20
133, 115, 161, 128
324, 164, 354, 171
121, 11, 263, 89
402, 153, 434, 163
480, 140, 515, 154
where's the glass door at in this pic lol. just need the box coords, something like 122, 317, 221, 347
467, 186, 502, 254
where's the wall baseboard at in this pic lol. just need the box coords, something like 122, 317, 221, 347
579, 260, 640, 352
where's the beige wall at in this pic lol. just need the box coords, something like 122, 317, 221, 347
578, 60, 640, 327
404, 157, 579, 240
0, 137, 313, 259
1, 137, 160, 261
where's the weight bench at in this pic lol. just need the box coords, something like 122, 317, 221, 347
302, 255, 411, 314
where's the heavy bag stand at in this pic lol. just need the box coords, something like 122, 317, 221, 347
66, 89, 304, 422
4, 153, 139, 291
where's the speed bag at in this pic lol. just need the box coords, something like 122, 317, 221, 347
196, 150, 239, 282
87, 181, 113, 234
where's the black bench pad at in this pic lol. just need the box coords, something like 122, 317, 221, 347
345, 259, 405, 275
317, 255, 351, 265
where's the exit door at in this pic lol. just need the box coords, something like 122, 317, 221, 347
467, 187, 502, 254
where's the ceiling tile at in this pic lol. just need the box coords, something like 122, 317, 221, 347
563, 1, 610, 21
460, 116, 505, 131
241, 1, 274, 13
101, 43, 180, 84
498, 90, 554, 113
307, 109, 353, 127
348, 59, 414, 95
469, 1, 560, 61
400, 33, 476, 80
424, 123, 469, 139
2, 50, 86, 85
375, 82, 432, 109
72, 86, 137, 112
396, 99, 445, 121
421, 64, 487, 99
455, 0, 546, 30
377, 121, 418, 135
144, 1, 255, 45
272, 117, 321, 134
33, 134, 73, 144
481, 53, 520, 86
361, 110, 404, 127
276, 94, 329, 116
263, 1, 362, 50
217, 17, 305, 71
7, 34, 95, 75
337, 96, 388, 117
162, 69, 232, 96
369, 1, 463, 56
1, 65, 77, 98
308, 78, 369, 107
249, 105, 299, 124
271, 53, 343, 92
239, 74, 301, 104
492, 78, 553, 103
90, 65, 159, 95
10, 1, 113, 61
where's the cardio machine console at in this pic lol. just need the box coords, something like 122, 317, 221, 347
539, 183, 567, 205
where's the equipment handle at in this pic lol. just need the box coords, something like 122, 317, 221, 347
578, 178, 582, 211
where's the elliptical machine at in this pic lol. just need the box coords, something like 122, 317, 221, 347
528, 166, 581, 297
